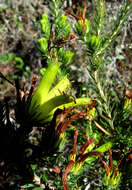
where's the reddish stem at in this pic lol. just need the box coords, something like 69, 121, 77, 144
100, 157, 111, 175
60, 112, 86, 135
62, 160, 75, 190
72, 130, 78, 157
108, 149, 113, 170
79, 138, 95, 156
78, 151, 103, 163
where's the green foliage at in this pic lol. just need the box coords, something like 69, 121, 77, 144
0, 53, 14, 64
21, 0, 132, 189
104, 171, 122, 189
40, 14, 50, 38
37, 0, 131, 189
0, 53, 30, 78
0, 0, 132, 189
93, 0, 106, 36
58, 48, 74, 65
75, 18, 90, 36
38, 38, 48, 54
55, 13, 71, 39
27, 62, 92, 124
95, 1, 132, 57
38, 2, 74, 70
13, 56, 30, 78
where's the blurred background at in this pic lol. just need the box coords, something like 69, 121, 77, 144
0, 0, 132, 100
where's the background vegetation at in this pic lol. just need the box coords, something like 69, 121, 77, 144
0, 0, 132, 190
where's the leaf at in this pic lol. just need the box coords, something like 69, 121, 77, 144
28, 62, 59, 114
21, 183, 35, 188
